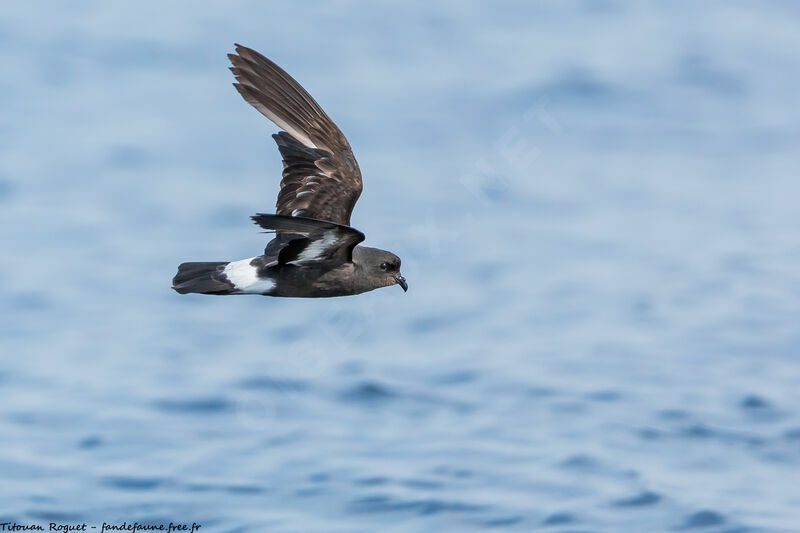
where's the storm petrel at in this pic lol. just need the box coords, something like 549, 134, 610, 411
172, 44, 407, 297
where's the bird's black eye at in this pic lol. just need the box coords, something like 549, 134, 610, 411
380, 262, 389, 271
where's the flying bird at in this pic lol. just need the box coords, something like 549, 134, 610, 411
172, 44, 407, 298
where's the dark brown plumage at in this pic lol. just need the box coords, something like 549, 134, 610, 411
229, 44, 362, 226
172, 44, 406, 298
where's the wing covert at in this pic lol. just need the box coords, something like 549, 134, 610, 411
251, 214, 364, 264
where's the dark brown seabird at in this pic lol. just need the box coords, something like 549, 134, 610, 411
172, 44, 407, 298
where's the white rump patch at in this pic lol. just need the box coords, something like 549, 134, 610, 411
289, 230, 337, 264
223, 258, 275, 294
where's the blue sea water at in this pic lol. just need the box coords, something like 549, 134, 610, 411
2, 1, 800, 532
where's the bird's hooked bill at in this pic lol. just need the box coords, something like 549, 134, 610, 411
395, 275, 408, 292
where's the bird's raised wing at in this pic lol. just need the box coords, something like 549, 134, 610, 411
229, 44, 362, 226
251, 214, 364, 265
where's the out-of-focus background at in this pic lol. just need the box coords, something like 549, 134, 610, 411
2, 2, 799, 532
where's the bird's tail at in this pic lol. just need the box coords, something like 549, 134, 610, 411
172, 262, 235, 295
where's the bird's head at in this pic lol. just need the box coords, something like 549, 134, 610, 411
356, 247, 407, 292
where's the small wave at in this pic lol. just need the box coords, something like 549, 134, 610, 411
483, 515, 523, 528
612, 491, 661, 507
657, 408, 691, 420
349, 494, 484, 515
430, 369, 478, 385
401, 478, 443, 490
225, 485, 263, 495
585, 390, 623, 402
738, 394, 783, 422
152, 397, 234, 414
354, 476, 390, 487
678, 509, 726, 529
637, 427, 664, 440
407, 314, 456, 334
339, 381, 396, 403
28, 510, 84, 522
559, 454, 601, 472
740, 394, 772, 410
237, 376, 310, 392
432, 465, 473, 479
678, 424, 766, 448
784, 427, 800, 441
77, 435, 102, 450
101, 475, 164, 491
542, 511, 577, 526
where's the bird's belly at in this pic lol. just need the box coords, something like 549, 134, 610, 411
265, 263, 359, 298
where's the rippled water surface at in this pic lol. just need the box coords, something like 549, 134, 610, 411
2, 2, 800, 532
